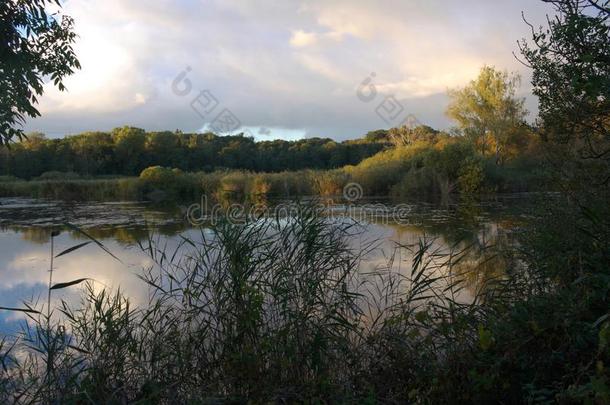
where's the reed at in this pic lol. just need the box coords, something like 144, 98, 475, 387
0, 202, 608, 403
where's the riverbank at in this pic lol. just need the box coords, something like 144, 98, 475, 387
0, 141, 551, 202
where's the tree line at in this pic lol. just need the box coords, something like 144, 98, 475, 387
0, 63, 538, 182
0, 129, 386, 179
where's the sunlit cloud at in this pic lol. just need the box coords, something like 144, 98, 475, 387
290, 30, 318, 47
25, 0, 553, 139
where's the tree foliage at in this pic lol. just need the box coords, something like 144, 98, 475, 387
0, 128, 385, 179
447, 66, 528, 164
0, 0, 80, 145
386, 125, 441, 147
519, 0, 610, 194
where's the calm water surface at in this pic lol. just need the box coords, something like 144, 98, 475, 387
0, 195, 542, 334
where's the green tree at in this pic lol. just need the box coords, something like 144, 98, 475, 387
145, 131, 181, 167
112, 127, 146, 175
21, 131, 51, 177
387, 125, 441, 147
70, 132, 114, 175
364, 129, 390, 143
519, 0, 609, 195
0, 0, 80, 144
447, 66, 528, 164
219, 137, 256, 169
22, 131, 46, 148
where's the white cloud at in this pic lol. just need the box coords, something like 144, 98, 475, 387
289, 29, 345, 48
290, 30, 318, 47
25, 0, 553, 139
296, 53, 346, 82
2, 237, 154, 306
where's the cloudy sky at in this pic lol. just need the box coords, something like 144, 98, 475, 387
25, 0, 554, 140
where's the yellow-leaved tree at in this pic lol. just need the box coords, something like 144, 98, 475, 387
447, 66, 528, 165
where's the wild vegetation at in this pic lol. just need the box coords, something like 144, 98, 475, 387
0, 58, 547, 202
0, 119, 547, 202
0, 0, 609, 403
0, 211, 503, 403
0, 130, 384, 179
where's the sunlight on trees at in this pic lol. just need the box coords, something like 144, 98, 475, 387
446, 66, 529, 165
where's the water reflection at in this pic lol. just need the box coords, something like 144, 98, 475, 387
0, 229, 157, 334
0, 195, 537, 334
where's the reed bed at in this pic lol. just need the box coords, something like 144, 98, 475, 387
1, 203, 608, 403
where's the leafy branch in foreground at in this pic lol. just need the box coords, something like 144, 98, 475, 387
0, 0, 80, 145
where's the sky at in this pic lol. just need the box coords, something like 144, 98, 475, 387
24, 0, 555, 141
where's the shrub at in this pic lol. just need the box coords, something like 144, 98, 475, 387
457, 157, 485, 195
312, 169, 349, 197
346, 144, 429, 195
482, 158, 549, 193
390, 166, 437, 199
264, 170, 315, 197
139, 166, 200, 201
199, 170, 224, 198
139, 165, 174, 184
218, 171, 250, 203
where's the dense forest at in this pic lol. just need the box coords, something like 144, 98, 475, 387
0, 129, 385, 178
0, 118, 547, 202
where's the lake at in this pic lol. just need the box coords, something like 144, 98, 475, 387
0, 195, 541, 334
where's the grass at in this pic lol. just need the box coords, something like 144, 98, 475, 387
0, 177, 141, 201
